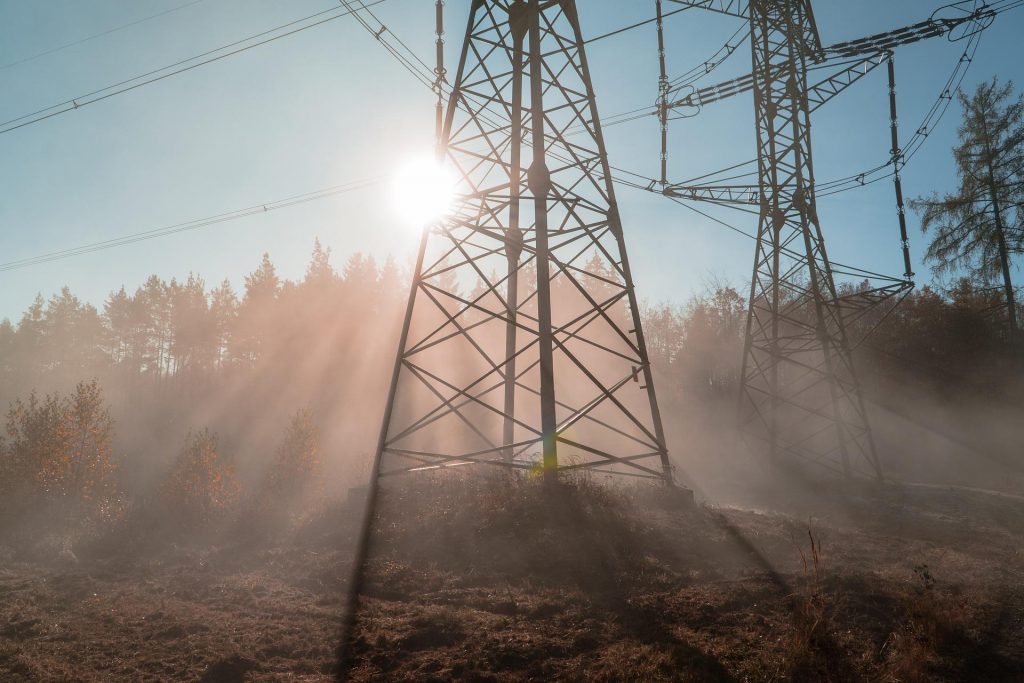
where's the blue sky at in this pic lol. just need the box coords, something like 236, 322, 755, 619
0, 0, 1022, 321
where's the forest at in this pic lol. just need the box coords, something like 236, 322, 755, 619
1, 232, 1021, 548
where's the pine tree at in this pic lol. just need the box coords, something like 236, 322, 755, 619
378, 255, 406, 307
305, 238, 336, 287
209, 279, 239, 369
245, 252, 281, 303
912, 77, 1024, 347
0, 319, 14, 378
124, 286, 154, 375
134, 276, 171, 376
12, 295, 45, 377
42, 287, 106, 378
170, 273, 212, 375
3, 390, 63, 495
235, 254, 280, 365
43, 287, 81, 371
103, 287, 132, 366
342, 253, 378, 293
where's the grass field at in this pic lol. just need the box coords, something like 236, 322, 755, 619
2, 475, 1022, 682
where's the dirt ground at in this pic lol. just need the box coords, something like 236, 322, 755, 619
0, 510, 355, 682
346, 476, 1024, 682
2, 477, 1023, 682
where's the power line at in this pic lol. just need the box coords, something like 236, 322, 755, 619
338, 0, 436, 90
582, 5, 693, 44
0, 9, 733, 271
0, 0, 424, 272
349, 0, 434, 75
614, 173, 907, 284
604, 0, 1019, 200
648, 13, 988, 200
0, 0, 207, 71
0, 0, 394, 136
669, 23, 748, 89
0, 177, 384, 272
573, 4, 739, 132
319, 1, 885, 282
3, 2, 998, 275
817, 26, 985, 196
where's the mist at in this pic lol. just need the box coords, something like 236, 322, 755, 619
1, 239, 1022, 680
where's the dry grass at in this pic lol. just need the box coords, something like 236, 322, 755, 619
344, 474, 1024, 681
0, 498, 357, 682
2, 474, 1023, 681
784, 529, 833, 681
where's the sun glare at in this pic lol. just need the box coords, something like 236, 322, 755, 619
391, 156, 457, 229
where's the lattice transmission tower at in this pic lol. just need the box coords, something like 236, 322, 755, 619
372, 0, 674, 483
739, 0, 881, 479
657, 0, 1000, 478
653, 0, 882, 478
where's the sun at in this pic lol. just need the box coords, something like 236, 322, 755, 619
390, 156, 457, 229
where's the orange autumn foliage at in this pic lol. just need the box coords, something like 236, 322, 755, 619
160, 428, 240, 523
2, 380, 117, 511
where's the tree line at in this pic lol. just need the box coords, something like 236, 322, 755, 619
0, 78, 1021, 546
0, 241, 403, 390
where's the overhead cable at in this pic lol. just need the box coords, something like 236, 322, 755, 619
0, 0, 207, 71
0, 177, 383, 272
0, 0, 393, 136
